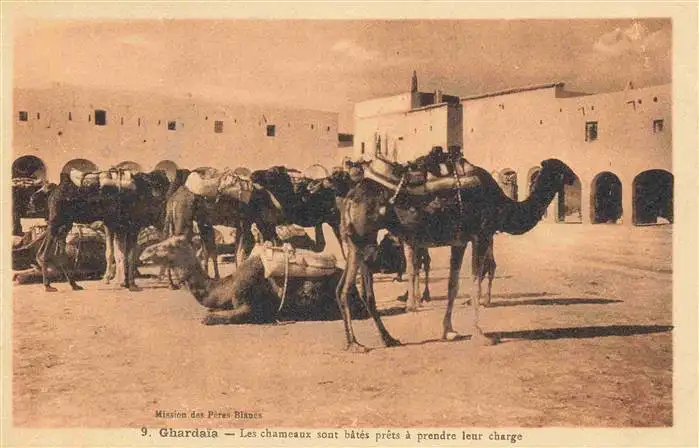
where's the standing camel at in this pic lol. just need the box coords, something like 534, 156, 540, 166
35, 169, 170, 292
336, 158, 576, 352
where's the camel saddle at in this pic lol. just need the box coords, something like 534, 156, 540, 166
250, 241, 338, 279
186, 170, 256, 204
69, 168, 136, 192
364, 154, 480, 196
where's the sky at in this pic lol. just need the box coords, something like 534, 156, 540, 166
12, 18, 671, 133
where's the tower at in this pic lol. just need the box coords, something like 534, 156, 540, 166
411, 70, 418, 93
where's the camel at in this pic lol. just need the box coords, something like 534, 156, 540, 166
336, 158, 576, 352
34, 169, 170, 292
139, 235, 366, 324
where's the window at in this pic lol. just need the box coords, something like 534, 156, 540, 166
361, 142, 365, 154
266, 124, 276, 137
138, 117, 141, 127
36, 112, 40, 120
68, 112, 72, 121
121, 117, 124, 125
18, 111, 28, 121
653, 119, 664, 133
214, 120, 224, 133
585, 121, 598, 142
310, 124, 315, 130
168, 121, 177, 131
94, 109, 107, 126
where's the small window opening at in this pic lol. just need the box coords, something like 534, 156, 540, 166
266, 124, 276, 137
585, 121, 598, 142
18, 111, 28, 121
361, 142, 365, 154
168, 121, 176, 131
214, 120, 224, 133
310, 124, 315, 130
138, 117, 141, 127
653, 97, 658, 102
121, 117, 124, 125
68, 112, 72, 121
94, 109, 106, 126
36, 112, 40, 120
653, 119, 664, 133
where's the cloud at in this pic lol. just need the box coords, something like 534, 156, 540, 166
331, 39, 380, 62
593, 21, 667, 59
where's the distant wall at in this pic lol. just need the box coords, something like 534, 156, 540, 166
12, 87, 342, 181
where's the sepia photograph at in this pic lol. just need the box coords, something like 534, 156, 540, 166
2, 2, 697, 447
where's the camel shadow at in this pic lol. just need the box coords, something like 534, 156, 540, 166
490, 324, 673, 341
395, 324, 673, 348
379, 305, 412, 317
485, 297, 622, 307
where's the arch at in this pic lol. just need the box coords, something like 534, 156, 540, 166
632, 170, 673, 225
12, 155, 47, 181
154, 160, 179, 181
556, 171, 582, 223
590, 172, 623, 224
304, 164, 329, 179
497, 168, 518, 201
114, 161, 143, 172
61, 159, 99, 174
526, 166, 545, 217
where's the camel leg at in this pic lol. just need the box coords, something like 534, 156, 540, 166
200, 224, 219, 279
467, 237, 496, 345
359, 261, 400, 347
402, 243, 420, 312
126, 231, 141, 292
335, 239, 367, 352
482, 240, 496, 307
36, 228, 58, 292
330, 224, 346, 259
201, 305, 253, 325
421, 250, 431, 302
55, 236, 84, 291
103, 226, 116, 284
443, 245, 465, 340
313, 223, 326, 252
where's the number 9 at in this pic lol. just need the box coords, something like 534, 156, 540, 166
141, 427, 148, 436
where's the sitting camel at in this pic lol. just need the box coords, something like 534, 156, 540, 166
336, 158, 576, 352
33, 169, 170, 292
140, 235, 366, 324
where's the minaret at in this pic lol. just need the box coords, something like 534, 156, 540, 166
411, 70, 418, 92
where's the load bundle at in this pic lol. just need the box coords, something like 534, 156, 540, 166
250, 241, 338, 280
12, 177, 45, 189
363, 145, 480, 196
68, 168, 137, 192
185, 168, 256, 204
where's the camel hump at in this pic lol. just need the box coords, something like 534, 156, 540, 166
217, 172, 255, 203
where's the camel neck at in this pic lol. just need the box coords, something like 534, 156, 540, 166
498, 171, 561, 235
178, 255, 212, 304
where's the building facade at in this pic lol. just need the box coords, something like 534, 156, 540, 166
12, 86, 342, 183
353, 72, 463, 163
353, 74, 672, 227
461, 82, 672, 226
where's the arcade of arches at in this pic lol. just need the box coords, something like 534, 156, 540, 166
11, 154, 674, 227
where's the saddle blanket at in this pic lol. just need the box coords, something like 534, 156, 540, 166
250, 242, 338, 279
186, 170, 255, 204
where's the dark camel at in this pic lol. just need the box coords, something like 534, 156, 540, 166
139, 235, 366, 324
336, 158, 576, 352
34, 170, 170, 292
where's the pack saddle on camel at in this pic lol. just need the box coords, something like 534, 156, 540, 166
32, 167, 171, 292
336, 146, 577, 352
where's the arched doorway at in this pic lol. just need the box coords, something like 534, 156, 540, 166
527, 166, 546, 217
154, 160, 179, 182
12, 155, 48, 181
633, 170, 673, 225
557, 172, 582, 223
12, 156, 48, 235
498, 168, 518, 201
61, 159, 99, 174
591, 172, 623, 224
114, 161, 143, 172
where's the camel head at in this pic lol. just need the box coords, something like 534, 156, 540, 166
539, 159, 577, 189
139, 235, 193, 266
27, 182, 57, 216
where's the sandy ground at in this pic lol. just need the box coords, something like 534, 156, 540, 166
11, 223, 672, 428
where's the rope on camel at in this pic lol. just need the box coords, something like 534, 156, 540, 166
277, 243, 291, 314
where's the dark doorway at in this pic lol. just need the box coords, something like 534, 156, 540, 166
498, 168, 518, 201
633, 170, 673, 225
591, 172, 623, 224
557, 172, 582, 223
